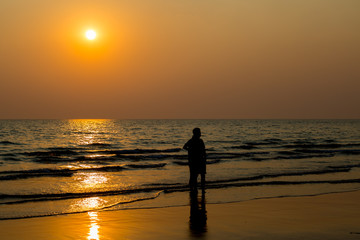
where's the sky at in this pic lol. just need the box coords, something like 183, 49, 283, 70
1, 0, 359, 119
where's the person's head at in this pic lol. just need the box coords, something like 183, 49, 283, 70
192, 128, 201, 138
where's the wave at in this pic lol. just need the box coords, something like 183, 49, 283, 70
0, 163, 168, 181
74, 155, 118, 162
112, 148, 182, 155
115, 154, 186, 161
1, 157, 22, 161
204, 178, 360, 191
284, 143, 360, 149
0, 153, 17, 157
19, 147, 184, 164
24, 148, 182, 157
206, 151, 270, 160
243, 140, 283, 146
18, 141, 360, 164
2, 176, 360, 206
81, 166, 126, 172
0, 187, 173, 205
207, 140, 240, 143
207, 167, 355, 184
0, 171, 73, 181
21, 150, 360, 164
0, 141, 22, 145
3, 160, 354, 181
81, 143, 112, 148
250, 153, 335, 161
226, 141, 360, 152
0, 191, 164, 221
328, 163, 360, 169
209, 138, 283, 146
172, 161, 188, 166
25, 149, 78, 157
126, 163, 166, 169
0, 168, 74, 181
295, 149, 360, 155
2, 165, 359, 204
172, 159, 221, 166
228, 145, 258, 150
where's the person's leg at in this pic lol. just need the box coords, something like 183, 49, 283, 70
189, 170, 198, 191
201, 173, 206, 190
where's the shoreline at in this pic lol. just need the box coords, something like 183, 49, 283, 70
1, 189, 360, 239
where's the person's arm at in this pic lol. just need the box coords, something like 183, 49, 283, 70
183, 140, 190, 150
201, 140, 206, 160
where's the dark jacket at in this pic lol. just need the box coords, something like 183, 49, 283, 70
183, 137, 206, 174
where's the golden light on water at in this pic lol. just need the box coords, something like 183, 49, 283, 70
71, 197, 107, 212
66, 197, 104, 240
81, 173, 108, 188
82, 197, 104, 209
68, 119, 111, 145
88, 212, 100, 240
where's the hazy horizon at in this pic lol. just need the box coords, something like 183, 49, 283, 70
0, 118, 359, 121
1, 0, 359, 119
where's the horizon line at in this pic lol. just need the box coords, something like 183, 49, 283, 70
0, 118, 359, 121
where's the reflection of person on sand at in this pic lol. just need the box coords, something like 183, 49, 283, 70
189, 191, 207, 236
183, 128, 206, 192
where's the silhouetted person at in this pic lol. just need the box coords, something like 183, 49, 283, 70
183, 128, 206, 192
189, 190, 207, 236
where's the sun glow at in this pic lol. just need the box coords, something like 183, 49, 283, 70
85, 30, 97, 40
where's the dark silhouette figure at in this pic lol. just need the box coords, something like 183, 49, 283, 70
189, 190, 207, 237
183, 128, 206, 192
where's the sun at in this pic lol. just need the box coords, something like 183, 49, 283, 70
85, 30, 97, 40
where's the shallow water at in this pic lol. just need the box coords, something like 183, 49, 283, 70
0, 119, 359, 219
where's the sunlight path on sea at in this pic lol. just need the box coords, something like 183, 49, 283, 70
88, 212, 99, 240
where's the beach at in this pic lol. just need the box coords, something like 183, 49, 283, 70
1, 120, 360, 220
1, 120, 359, 239
1, 189, 359, 240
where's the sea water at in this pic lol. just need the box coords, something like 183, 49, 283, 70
0, 119, 359, 220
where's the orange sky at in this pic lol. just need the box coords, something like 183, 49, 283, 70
1, 0, 359, 119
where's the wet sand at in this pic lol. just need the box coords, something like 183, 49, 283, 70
1, 190, 360, 240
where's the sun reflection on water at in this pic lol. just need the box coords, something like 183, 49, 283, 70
70, 196, 107, 213
81, 173, 108, 187
68, 119, 112, 146
83, 197, 105, 209
88, 211, 100, 240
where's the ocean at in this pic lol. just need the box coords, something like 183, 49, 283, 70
0, 119, 359, 220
